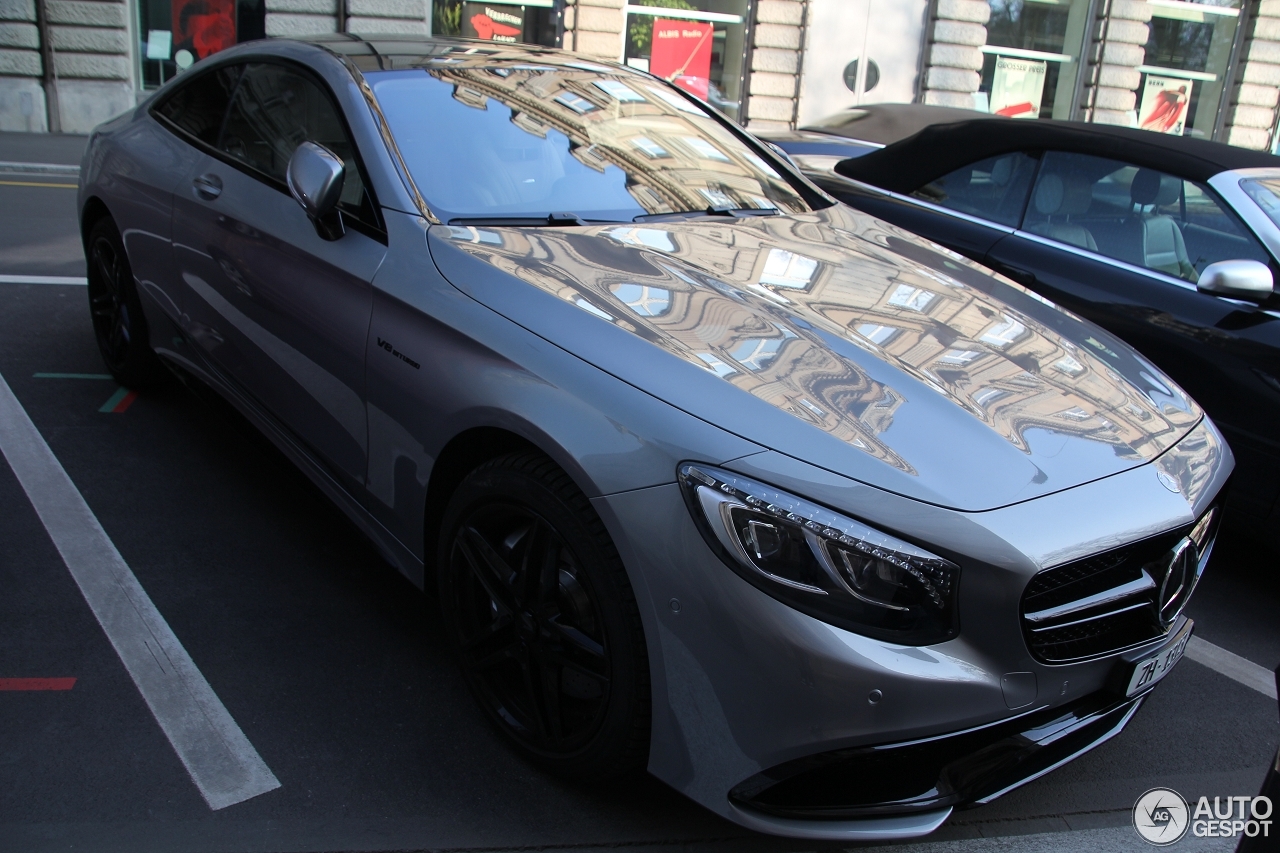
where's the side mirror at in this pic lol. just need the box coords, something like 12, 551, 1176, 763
286, 141, 345, 241
1197, 259, 1273, 301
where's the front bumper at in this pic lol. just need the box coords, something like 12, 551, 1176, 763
730, 682, 1147, 820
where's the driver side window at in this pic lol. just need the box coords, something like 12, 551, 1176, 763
218, 62, 380, 233
1023, 151, 1269, 282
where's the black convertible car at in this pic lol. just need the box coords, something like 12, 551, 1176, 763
770, 118, 1280, 538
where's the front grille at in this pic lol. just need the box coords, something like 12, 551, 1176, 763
1020, 511, 1216, 664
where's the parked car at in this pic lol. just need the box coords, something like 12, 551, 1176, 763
80, 36, 1230, 841
770, 119, 1280, 538
752, 102, 991, 174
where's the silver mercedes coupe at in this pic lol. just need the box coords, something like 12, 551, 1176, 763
78, 35, 1229, 841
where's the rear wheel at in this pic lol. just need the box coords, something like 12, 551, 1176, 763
86, 216, 165, 390
438, 451, 650, 780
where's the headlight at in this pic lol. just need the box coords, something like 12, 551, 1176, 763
679, 464, 960, 645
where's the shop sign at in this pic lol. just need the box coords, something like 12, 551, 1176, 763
1139, 75, 1193, 135
462, 3, 525, 42
990, 56, 1046, 119
172, 0, 236, 61
649, 18, 714, 100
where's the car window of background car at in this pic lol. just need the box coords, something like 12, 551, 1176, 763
153, 64, 242, 146
366, 63, 812, 223
911, 152, 1038, 227
1023, 151, 1268, 283
1241, 178, 1280, 230
218, 62, 379, 231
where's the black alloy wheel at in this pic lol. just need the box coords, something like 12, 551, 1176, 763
86, 217, 164, 389
439, 452, 650, 779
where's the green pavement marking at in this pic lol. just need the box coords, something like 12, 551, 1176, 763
99, 387, 130, 413
34, 373, 113, 380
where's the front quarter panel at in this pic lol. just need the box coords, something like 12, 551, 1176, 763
362, 210, 763, 567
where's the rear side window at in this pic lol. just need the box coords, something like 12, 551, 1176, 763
219, 62, 378, 231
912, 151, 1038, 227
154, 65, 242, 146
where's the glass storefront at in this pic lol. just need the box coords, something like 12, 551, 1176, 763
431, 0, 561, 46
138, 0, 264, 89
978, 0, 1092, 120
1138, 0, 1243, 139
621, 0, 752, 121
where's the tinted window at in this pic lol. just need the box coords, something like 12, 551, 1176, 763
912, 152, 1038, 227
154, 65, 241, 145
367, 63, 813, 222
1024, 151, 1268, 282
220, 62, 378, 229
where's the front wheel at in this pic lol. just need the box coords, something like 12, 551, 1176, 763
438, 451, 650, 780
86, 216, 165, 390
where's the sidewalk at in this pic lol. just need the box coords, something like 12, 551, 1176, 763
0, 133, 87, 278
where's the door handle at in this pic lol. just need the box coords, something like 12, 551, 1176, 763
193, 173, 223, 200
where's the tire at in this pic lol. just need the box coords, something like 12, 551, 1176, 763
86, 216, 166, 390
438, 451, 650, 780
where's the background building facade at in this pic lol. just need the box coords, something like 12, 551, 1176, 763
1, 0, 1279, 151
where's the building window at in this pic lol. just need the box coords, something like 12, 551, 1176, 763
431, 1, 562, 46
1138, 0, 1244, 139
979, 0, 1092, 120
138, 0, 264, 89
622, 0, 753, 122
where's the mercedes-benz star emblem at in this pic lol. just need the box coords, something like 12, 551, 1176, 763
1156, 469, 1180, 493
1155, 539, 1196, 628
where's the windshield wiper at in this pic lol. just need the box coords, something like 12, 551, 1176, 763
633, 206, 780, 223
447, 212, 621, 227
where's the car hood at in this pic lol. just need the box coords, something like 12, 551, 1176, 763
428, 205, 1201, 511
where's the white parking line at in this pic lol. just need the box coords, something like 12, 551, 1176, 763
1185, 636, 1277, 700
0, 371, 281, 810
0, 274, 87, 285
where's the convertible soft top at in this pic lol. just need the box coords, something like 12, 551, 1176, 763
801, 102, 995, 146
834, 117, 1280, 192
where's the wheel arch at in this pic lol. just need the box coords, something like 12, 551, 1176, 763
80, 195, 113, 248
421, 425, 543, 580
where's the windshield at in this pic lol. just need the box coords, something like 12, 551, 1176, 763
367, 61, 814, 223
1241, 177, 1280, 230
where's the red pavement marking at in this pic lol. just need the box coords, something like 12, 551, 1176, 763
112, 390, 138, 413
0, 677, 76, 691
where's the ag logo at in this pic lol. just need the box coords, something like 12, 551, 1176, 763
1135, 787, 1190, 845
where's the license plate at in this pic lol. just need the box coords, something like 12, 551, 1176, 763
1125, 622, 1193, 697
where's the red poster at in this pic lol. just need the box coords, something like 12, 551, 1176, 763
649, 18, 713, 100
173, 0, 236, 61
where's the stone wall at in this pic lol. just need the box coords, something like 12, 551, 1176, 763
564, 0, 623, 58
0, 0, 133, 133
1079, 0, 1149, 126
744, 0, 803, 129
1224, 0, 1280, 150
921, 0, 987, 109
0, 0, 45, 130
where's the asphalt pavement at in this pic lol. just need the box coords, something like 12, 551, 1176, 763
0, 131, 1276, 853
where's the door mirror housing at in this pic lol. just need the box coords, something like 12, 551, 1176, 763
287, 141, 345, 240
1196, 259, 1273, 301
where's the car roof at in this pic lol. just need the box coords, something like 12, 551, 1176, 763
834, 117, 1280, 192
302, 32, 615, 74
801, 102, 996, 147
